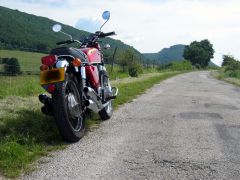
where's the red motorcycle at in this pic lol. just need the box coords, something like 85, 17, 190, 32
39, 11, 118, 142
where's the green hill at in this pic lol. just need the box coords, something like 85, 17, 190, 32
144, 44, 218, 67
0, 6, 145, 61
144, 44, 186, 64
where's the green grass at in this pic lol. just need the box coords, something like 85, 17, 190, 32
0, 50, 46, 72
105, 64, 129, 80
0, 96, 65, 177
213, 69, 240, 87
0, 71, 185, 178
0, 75, 43, 99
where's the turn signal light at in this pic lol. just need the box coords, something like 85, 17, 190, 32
41, 55, 57, 66
72, 58, 82, 67
40, 64, 48, 71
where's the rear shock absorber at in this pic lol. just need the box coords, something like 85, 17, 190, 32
81, 66, 86, 87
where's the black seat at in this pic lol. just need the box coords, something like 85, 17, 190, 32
50, 47, 88, 62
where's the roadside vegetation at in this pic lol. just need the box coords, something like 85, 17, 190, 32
215, 55, 240, 86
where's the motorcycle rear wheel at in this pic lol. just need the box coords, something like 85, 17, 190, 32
52, 73, 85, 142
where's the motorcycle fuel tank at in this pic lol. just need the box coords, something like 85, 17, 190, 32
81, 48, 102, 63
81, 48, 101, 89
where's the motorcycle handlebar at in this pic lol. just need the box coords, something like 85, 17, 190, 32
104, 31, 116, 37
98, 31, 116, 38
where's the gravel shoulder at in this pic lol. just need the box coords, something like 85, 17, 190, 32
24, 71, 240, 179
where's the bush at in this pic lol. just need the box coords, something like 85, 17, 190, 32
4, 58, 21, 75
2, 58, 9, 64
221, 55, 240, 79
224, 60, 240, 72
128, 63, 143, 77
171, 60, 193, 71
225, 70, 240, 78
222, 55, 236, 67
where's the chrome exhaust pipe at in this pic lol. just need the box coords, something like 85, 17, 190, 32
84, 87, 108, 113
84, 99, 101, 113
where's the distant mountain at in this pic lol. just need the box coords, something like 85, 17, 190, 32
144, 44, 186, 64
0, 6, 145, 61
144, 44, 218, 67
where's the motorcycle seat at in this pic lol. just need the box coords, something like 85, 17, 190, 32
50, 47, 88, 62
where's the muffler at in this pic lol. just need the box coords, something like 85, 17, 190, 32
83, 87, 107, 113
39, 94, 53, 116
84, 99, 101, 113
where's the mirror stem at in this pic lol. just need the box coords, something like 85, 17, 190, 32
100, 19, 109, 31
60, 31, 73, 40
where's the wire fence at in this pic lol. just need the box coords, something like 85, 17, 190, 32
0, 56, 41, 98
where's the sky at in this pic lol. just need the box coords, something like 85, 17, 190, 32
1, 0, 240, 65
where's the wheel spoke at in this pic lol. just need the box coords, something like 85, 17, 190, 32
65, 81, 84, 131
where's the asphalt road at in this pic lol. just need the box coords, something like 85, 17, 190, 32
24, 71, 240, 179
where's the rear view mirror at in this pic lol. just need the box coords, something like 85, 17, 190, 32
102, 11, 110, 20
52, 24, 62, 32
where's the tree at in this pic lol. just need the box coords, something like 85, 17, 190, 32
222, 55, 240, 72
222, 55, 235, 67
116, 49, 143, 77
183, 39, 214, 68
116, 49, 129, 72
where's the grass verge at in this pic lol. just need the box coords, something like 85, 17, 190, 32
212, 70, 240, 87
0, 71, 185, 178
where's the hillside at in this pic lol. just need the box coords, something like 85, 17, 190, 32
0, 6, 145, 61
144, 44, 218, 67
144, 44, 186, 64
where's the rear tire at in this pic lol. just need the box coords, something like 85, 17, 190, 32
52, 74, 85, 142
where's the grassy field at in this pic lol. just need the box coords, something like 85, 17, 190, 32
0, 50, 46, 72
0, 71, 185, 177
0, 75, 43, 99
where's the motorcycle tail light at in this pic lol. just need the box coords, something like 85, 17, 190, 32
40, 64, 48, 71
72, 58, 82, 67
41, 55, 57, 66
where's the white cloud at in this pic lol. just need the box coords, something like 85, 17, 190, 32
75, 18, 101, 32
1, 0, 240, 65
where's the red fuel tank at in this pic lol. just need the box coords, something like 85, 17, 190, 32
81, 48, 102, 63
81, 48, 101, 89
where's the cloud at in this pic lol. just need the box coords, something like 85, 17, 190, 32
18, 0, 67, 7
75, 18, 101, 32
1, 0, 240, 65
